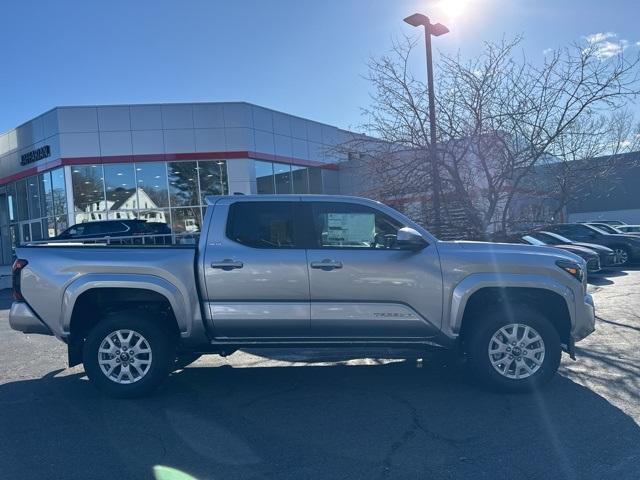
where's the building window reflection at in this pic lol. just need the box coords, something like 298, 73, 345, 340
253, 160, 325, 195
72, 165, 105, 224
104, 163, 137, 220
171, 207, 202, 234
292, 165, 309, 194
255, 161, 275, 194
169, 161, 199, 206
3, 160, 226, 247
6, 183, 17, 222
135, 162, 169, 208
16, 179, 29, 221
199, 160, 228, 202
308, 167, 323, 194
51, 168, 67, 217
274, 163, 292, 194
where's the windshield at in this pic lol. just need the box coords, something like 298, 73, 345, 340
590, 223, 619, 234
585, 224, 608, 235
538, 231, 572, 245
522, 235, 546, 246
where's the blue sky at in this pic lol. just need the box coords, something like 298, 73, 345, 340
1, 0, 638, 133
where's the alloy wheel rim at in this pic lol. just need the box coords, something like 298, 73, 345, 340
98, 329, 153, 384
488, 323, 545, 380
614, 249, 628, 265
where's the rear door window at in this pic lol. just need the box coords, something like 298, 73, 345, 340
226, 202, 300, 248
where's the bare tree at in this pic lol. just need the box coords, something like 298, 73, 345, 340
355, 35, 640, 239
516, 110, 640, 225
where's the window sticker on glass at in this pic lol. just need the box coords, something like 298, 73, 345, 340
325, 213, 375, 246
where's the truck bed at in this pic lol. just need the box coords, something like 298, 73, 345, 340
15, 244, 201, 339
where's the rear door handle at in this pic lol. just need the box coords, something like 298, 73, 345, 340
210, 259, 244, 270
310, 259, 343, 270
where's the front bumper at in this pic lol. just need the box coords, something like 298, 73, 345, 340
9, 302, 53, 335
601, 252, 618, 267
572, 293, 595, 343
586, 257, 601, 273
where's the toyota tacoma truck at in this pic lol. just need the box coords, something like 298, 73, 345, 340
9, 195, 596, 397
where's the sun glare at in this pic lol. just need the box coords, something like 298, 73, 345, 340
438, 0, 471, 20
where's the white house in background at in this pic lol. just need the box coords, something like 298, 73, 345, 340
75, 187, 167, 224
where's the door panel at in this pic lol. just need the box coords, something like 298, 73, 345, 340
306, 201, 442, 338
209, 303, 310, 338
202, 201, 310, 338
307, 248, 442, 337
310, 302, 426, 337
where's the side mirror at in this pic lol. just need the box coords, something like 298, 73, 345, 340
396, 227, 428, 250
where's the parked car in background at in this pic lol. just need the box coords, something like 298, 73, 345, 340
588, 220, 626, 226
542, 223, 640, 266
53, 220, 171, 244
526, 231, 619, 268
521, 234, 602, 273
585, 223, 622, 234
584, 222, 640, 237
614, 225, 640, 234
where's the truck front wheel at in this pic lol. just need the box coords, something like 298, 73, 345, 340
465, 307, 562, 392
82, 312, 176, 398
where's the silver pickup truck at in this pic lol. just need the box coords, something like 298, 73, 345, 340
9, 195, 595, 397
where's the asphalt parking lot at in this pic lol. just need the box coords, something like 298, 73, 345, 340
1, 270, 639, 480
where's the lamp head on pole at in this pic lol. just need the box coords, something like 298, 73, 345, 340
403, 13, 430, 27
404, 13, 449, 36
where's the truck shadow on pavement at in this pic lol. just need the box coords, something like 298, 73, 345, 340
0, 354, 638, 480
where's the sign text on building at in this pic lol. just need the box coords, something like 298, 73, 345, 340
20, 145, 51, 166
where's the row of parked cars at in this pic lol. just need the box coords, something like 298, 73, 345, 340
512, 220, 640, 272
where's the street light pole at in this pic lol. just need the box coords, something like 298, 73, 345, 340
404, 13, 449, 237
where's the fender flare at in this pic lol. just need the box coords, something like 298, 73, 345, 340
447, 273, 575, 337
61, 274, 189, 336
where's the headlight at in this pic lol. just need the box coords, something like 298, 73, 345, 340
556, 259, 584, 282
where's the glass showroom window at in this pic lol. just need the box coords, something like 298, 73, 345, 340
171, 207, 202, 235
40, 172, 54, 218
255, 161, 275, 194
135, 162, 169, 225
15, 179, 29, 221
51, 168, 67, 215
198, 160, 228, 203
308, 167, 323, 194
72, 165, 106, 223
43, 168, 68, 236
27, 175, 43, 220
139, 208, 170, 225
6, 182, 17, 222
135, 162, 169, 208
104, 163, 137, 220
168, 161, 199, 206
274, 163, 292, 194
292, 165, 309, 194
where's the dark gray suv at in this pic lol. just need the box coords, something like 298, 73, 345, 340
543, 223, 640, 266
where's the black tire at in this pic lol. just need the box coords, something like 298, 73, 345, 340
612, 246, 632, 266
465, 307, 561, 393
82, 311, 176, 398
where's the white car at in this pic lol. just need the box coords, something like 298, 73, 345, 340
616, 225, 640, 233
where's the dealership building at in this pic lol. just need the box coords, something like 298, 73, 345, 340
0, 102, 353, 264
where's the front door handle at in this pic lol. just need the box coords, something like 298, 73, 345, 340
211, 259, 244, 271
310, 259, 343, 270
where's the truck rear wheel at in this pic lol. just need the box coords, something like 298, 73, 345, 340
82, 311, 176, 398
465, 307, 561, 392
